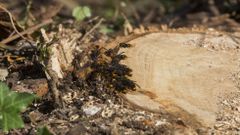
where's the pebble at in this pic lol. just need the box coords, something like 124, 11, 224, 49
155, 120, 168, 126
0, 68, 8, 81
82, 105, 102, 116
101, 107, 114, 118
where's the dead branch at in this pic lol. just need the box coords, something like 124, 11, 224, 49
0, 19, 53, 44
0, 4, 26, 40
40, 29, 63, 108
79, 18, 104, 43
46, 65, 62, 108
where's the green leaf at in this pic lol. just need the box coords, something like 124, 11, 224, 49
0, 82, 36, 132
99, 25, 114, 34
2, 111, 24, 132
37, 126, 53, 135
82, 6, 91, 17
72, 6, 91, 21
104, 8, 115, 19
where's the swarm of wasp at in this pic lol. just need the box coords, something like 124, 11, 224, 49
85, 42, 137, 95
0, 41, 38, 68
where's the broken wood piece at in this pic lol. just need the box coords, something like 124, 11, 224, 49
41, 26, 82, 107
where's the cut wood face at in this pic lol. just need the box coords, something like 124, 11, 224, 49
122, 32, 240, 127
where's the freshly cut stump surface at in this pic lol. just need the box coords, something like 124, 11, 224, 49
122, 32, 240, 127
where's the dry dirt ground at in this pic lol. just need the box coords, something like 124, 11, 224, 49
122, 30, 240, 133
1, 0, 240, 134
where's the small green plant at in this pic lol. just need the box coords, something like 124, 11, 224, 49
37, 126, 53, 135
72, 6, 91, 21
99, 25, 114, 34
0, 82, 36, 132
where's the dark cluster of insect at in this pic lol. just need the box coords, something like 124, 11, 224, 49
86, 42, 136, 94
0, 44, 38, 67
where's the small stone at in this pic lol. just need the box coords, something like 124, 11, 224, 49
155, 120, 168, 126
89, 96, 94, 100
29, 111, 42, 124
135, 116, 145, 121
214, 123, 224, 129
82, 105, 102, 116
101, 107, 114, 118
69, 114, 79, 121
0, 68, 8, 81
222, 100, 229, 106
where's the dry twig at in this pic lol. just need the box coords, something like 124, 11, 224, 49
0, 4, 26, 40
79, 18, 104, 43
0, 19, 53, 44
46, 66, 62, 108
40, 29, 63, 108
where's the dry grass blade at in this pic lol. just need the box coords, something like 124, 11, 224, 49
0, 4, 26, 41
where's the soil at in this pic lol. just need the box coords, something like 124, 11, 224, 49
1, 0, 240, 134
